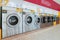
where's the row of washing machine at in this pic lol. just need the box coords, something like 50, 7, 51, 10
2, 6, 57, 38
2, 7, 40, 38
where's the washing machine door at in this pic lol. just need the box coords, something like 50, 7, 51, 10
36, 16, 40, 24
47, 16, 51, 22
51, 16, 54, 22
37, 17, 40, 23
25, 15, 32, 25
42, 16, 46, 23
50, 16, 53, 22
7, 14, 19, 27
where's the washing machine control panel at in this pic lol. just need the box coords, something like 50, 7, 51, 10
2, 10, 7, 13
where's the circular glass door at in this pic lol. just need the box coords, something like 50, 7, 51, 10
47, 16, 50, 22
42, 17, 45, 23
37, 18, 40, 23
8, 16, 18, 25
26, 16, 32, 24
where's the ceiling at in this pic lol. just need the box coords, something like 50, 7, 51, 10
25, 0, 60, 11
53, 0, 60, 4
24, 0, 60, 4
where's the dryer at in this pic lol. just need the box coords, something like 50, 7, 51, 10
22, 9, 36, 33
2, 6, 23, 38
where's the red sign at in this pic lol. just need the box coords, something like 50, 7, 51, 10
25, 0, 60, 11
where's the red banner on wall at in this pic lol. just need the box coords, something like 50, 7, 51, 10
25, 0, 60, 11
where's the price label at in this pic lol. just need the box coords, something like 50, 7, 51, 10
39, 13, 41, 16
37, 8, 40, 13
48, 14, 51, 16
16, 8, 23, 12
31, 10, 35, 14
44, 13, 47, 16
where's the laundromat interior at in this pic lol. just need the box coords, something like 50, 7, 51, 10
0, 0, 60, 40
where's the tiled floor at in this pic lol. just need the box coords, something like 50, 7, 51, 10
2, 24, 60, 40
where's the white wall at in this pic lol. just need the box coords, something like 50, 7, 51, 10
37, 5, 58, 15
2, 0, 58, 16
2, 0, 24, 8
22, 1, 58, 16
22, 1, 38, 12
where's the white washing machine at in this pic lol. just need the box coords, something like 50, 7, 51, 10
22, 9, 36, 33
34, 12, 41, 29
34, 15, 41, 29
2, 6, 23, 38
